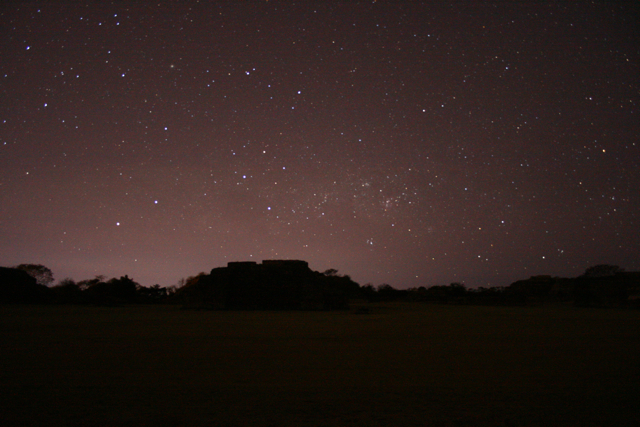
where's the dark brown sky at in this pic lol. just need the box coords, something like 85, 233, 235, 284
1, 1, 639, 288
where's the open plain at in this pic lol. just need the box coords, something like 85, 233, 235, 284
2, 303, 639, 426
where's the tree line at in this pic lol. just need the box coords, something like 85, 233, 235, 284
1, 263, 639, 309
0, 264, 173, 305
367, 264, 640, 308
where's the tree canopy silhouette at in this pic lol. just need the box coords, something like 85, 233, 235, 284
13, 264, 54, 287
0, 266, 52, 303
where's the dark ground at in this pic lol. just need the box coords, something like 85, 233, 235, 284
1, 303, 639, 426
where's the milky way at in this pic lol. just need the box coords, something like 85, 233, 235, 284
1, 2, 639, 288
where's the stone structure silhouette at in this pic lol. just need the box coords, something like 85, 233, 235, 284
177, 260, 359, 310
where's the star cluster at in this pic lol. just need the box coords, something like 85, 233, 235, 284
1, 2, 639, 288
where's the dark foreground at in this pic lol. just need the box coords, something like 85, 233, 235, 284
1, 303, 639, 426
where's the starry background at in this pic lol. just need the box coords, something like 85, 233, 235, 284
1, 1, 639, 289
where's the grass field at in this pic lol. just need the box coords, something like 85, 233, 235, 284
1, 303, 639, 426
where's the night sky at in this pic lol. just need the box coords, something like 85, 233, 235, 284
1, 2, 639, 289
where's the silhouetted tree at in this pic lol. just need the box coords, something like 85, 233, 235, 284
320, 273, 360, 309
77, 275, 106, 291
405, 286, 429, 301
467, 286, 508, 305
376, 283, 407, 301
51, 278, 84, 304
360, 283, 377, 301
13, 264, 54, 287
137, 284, 168, 302
0, 266, 52, 303
447, 282, 467, 297
84, 275, 139, 304
57, 278, 76, 287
